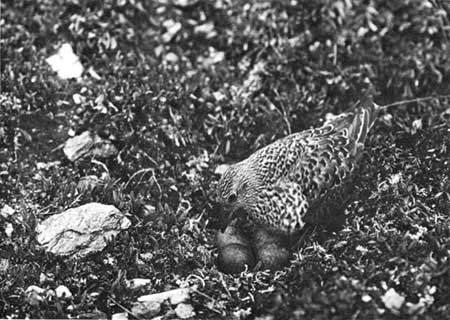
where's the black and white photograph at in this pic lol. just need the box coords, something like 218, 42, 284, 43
1, 0, 449, 319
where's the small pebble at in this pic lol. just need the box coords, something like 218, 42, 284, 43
55, 285, 72, 299
175, 303, 195, 319
126, 278, 152, 290
131, 301, 161, 318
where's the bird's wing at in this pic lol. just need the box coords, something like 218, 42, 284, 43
252, 180, 308, 234
248, 95, 377, 199
291, 95, 377, 201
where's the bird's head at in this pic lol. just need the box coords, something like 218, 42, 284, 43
216, 163, 259, 229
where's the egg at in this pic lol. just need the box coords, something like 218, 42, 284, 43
217, 244, 256, 274
253, 227, 290, 270
216, 225, 249, 249
216, 224, 255, 274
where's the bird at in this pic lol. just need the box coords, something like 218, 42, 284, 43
216, 92, 380, 235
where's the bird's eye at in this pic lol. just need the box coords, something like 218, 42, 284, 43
227, 193, 237, 203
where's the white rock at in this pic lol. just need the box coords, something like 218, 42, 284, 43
200, 49, 225, 67
0, 204, 15, 218
139, 252, 154, 261
36, 203, 131, 257
25, 285, 46, 295
212, 91, 226, 102
111, 312, 128, 320
55, 285, 73, 299
46, 43, 83, 79
39, 272, 54, 284
361, 294, 372, 302
138, 287, 192, 305
4, 222, 13, 237
388, 173, 402, 185
382, 288, 405, 314
161, 20, 182, 43
412, 118, 422, 131
25, 285, 48, 306
72, 93, 83, 105
164, 52, 179, 63
63, 131, 117, 162
194, 22, 216, 38
131, 301, 161, 318
238, 61, 266, 99
63, 131, 98, 161
0, 258, 9, 273
175, 303, 195, 319
126, 278, 152, 290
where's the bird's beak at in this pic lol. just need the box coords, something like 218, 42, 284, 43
219, 203, 236, 232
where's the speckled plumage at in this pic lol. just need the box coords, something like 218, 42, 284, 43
217, 95, 379, 234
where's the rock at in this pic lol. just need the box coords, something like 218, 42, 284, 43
72, 93, 84, 105
25, 285, 46, 306
199, 48, 225, 68
126, 278, 152, 290
39, 272, 55, 285
237, 61, 266, 99
36, 203, 131, 257
361, 294, 372, 302
138, 287, 192, 305
164, 52, 179, 63
212, 91, 226, 102
194, 22, 216, 38
131, 301, 161, 318
111, 312, 128, 320
46, 43, 83, 79
4, 222, 13, 237
26, 285, 46, 295
55, 285, 72, 299
161, 20, 182, 43
0, 258, 9, 274
0, 204, 23, 224
0, 204, 15, 218
217, 244, 255, 274
63, 131, 117, 162
175, 303, 195, 319
381, 288, 405, 315
139, 252, 154, 262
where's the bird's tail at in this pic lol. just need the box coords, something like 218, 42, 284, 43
324, 90, 379, 145
350, 91, 380, 146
